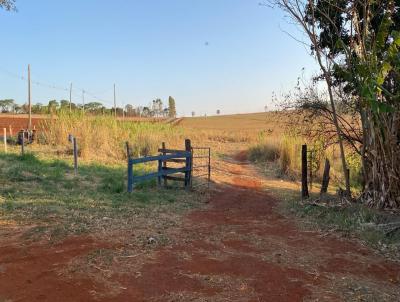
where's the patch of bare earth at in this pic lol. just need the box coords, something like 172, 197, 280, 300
0, 152, 399, 301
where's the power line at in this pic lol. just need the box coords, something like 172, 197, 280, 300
0, 66, 114, 106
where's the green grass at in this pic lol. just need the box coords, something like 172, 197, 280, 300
0, 152, 200, 242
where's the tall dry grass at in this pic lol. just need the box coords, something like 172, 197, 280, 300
40, 112, 184, 162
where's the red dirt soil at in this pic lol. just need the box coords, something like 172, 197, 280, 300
0, 155, 399, 301
0, 115, 45, 135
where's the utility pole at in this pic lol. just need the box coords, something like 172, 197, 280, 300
113, 83, 117, 118
82, 90, 85, 114
69, 83, 72, 112
28, 64, 32, 129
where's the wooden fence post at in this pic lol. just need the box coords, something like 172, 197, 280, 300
162, 142, 167, 187
157, 159, 162, 187
185, 139, 192, 190
127, 160, 133, 192
73, 137, 78, 175
21, 131, 25, 155
301, 144, 309, 199
125, 142, 131, 159
3, 128, 7, 153
320, 159, 331, 194
126, 141, 133, 192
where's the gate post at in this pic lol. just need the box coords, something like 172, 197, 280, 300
127, 160, 133, 192
126, 142, 133, 192
185, 139, 192, 190
161, 142, 167, 187
301, 144, 309, 199
157, 159, 162, 187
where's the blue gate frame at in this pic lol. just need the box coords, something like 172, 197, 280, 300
127, 139, 192, 192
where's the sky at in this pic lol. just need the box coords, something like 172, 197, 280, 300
0, 0, 318, 116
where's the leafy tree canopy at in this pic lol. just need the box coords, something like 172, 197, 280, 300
0, 0, 16, 11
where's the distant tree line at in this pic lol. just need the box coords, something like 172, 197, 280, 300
0, 96, 178, 118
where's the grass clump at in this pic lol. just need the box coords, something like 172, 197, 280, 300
248, 134, 304, 178
248, 142, 280, 163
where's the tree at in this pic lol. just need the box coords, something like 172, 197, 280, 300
163, 108, 169, 117
268, 0, 352, 197
270, 0, 400, 208
216, 109, 221, 115
32, 103, 44, 114
125, 104, 136, 117
191, 111, 196, 117
115, 107, 124, 117
142, 107, 151, 117
13, 103, 22, 113
60, 100, 70, 110
84, 102, 103, 113
168, 96, 177, 118
0, 0, 16, 11
0, 99, 15, 112
47, 100, 59, 114
151, 99, 163, 117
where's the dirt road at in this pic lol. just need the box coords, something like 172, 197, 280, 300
0, 154, 399, 301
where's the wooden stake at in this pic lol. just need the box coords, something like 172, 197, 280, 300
73, 137, 78, 175
320, 159, 331, 194
3, 128, 7, 153
21, 131, 25, 155
162, 142, 167, 187
301, 144, 309, 199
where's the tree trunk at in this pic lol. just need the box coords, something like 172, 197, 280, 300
322, 71, 351, 197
